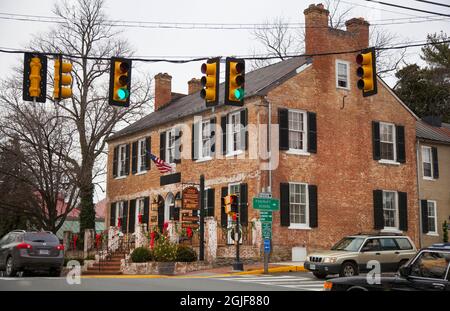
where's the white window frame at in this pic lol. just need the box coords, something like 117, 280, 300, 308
165, 128, 176, 165
227, 111, 243, 156
117, 144, 127, 178
116, 201, 125, 227
227, 183, 242, 244
427, 200, 438, 235
382, 190, 399, 231
135, 198, 145, 230
137, 138, 147, 174
336, 60, 350, 90
421, 146, 434, 180
197, 119, 213, 161
379, 122, 397, 163
288, 182, 310, 230
287, 109, 308, 155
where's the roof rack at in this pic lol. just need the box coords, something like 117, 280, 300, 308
11, 230, 26, 233
355, 232, 404, 236
429, 243, 450, 250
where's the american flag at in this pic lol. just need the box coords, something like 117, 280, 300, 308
150, 153, 173, 174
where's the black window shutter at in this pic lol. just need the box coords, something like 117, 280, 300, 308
174, 127, 182, 164
372, 122, 381, 160
128, 199, 136, 233
124, 144, 130, 175
192, 122, 199, 161
131, 141, 138, 174
207, 188, 215, 217
308, 184, 318, 228
240, 109, 248, 151
210, 117, 216, 156
421, 200, 429, 234
158, 202, 165, 232
169, 203, 175, 220
143, 197, 149, 226
280, 183, 290, 226
174, 206, 180, 221
145, 137, 151, 170
240, 183, 248, 226
396, 125, 406, 163
221, 115, 227, 155
112, 146, 118, 178
398, 192, 408, 231
432, 147, 439, 178
221, 187, 228, 227
122, 201, 128, 233
279, 108, 289, 150
307, 112, 317, 153
373, 190, 384, 229
110, 202, 116, 227
160, 132, 166, 161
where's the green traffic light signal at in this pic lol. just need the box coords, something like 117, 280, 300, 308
117, 88, 129, 100
234, 88, 244, 100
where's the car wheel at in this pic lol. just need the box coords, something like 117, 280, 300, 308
313, 272, 328, 279
5, 256, 17, 277
340, 262, 358, 277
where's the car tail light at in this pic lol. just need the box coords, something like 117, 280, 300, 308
323, 281, 333, 291
56, 244, 64, 251
16, 242, 32, 249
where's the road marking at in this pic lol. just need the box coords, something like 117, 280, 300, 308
213, 275, 325, 291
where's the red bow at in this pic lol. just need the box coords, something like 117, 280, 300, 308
73, 234, 78, 250
117, 217, 122, 228
150, 231, 156, 249
186, 227, 193, 238
138, 214, 143, 224
95, 234, 102, 249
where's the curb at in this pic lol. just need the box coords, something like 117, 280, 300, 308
231, 265, 306, 275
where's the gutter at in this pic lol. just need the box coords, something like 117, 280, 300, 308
416, 140, 423, 249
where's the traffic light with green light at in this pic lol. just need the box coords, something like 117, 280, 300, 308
23, 52, 47, 103
356, 47, 377, 97
109, 57, 132, 107
53, 55, 73, 100
200, 57, 220, 107
225, 57, 245, 106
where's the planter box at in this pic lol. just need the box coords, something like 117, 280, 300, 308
121, 261, 213, 275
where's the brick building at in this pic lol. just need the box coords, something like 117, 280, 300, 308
105, 4, 420, 260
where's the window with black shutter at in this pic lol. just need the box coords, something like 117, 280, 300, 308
432, 147, 439, 178
160, 132, 166, 161
280, 183, 290, 226
132, 141, 138, 174
124, 144, 130, 175
373, 190, 384, 229
207, 188, 215, 217
110, 202, 116, 227
307, 112, 317, 153
372, 122, 381, 160
143, 197, 149, 226
240, 183, 248, 226
122, 201, 129, 233
145, 137, 151, 170
240, 109, 248, 151
174, 127, 182, 164
308, 185, 318, 228
221, 187, 228, 227
398, 192, 408, 231
128, 200, 136, 233
192, 122, 199, 161
421, 200, 429, 234
210, 117, 216, 156
396, 125, 405, 163
112, 146, 118, 178
278, 108, 289, 150
221, 115, 227, 155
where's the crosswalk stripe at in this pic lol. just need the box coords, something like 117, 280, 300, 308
215, 276, 295, 281
213, 275, 325, 291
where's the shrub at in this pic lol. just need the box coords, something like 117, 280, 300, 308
130, 247, 153, 263
176, 245, 197, 262
152, 236, 177, 262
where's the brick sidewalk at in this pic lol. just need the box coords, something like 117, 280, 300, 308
181, 262, 303, 276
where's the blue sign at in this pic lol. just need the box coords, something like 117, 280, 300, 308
264, 239, 271, 253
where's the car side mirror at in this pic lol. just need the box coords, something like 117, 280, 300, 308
399, 265, 411, 277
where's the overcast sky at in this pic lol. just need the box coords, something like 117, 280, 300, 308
0, 0, 449, 201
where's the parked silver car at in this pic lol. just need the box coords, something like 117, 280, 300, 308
0, 230, 64, 277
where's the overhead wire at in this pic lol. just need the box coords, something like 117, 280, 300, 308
364, 0, 450, 17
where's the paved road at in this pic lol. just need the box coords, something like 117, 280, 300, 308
0, 271, 327, 291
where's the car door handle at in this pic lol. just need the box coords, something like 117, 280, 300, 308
432, 283, 446, 290
394, 252, 400, 255
375, 252, 381, 255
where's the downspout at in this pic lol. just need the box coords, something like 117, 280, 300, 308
416, 140, 423, 248
263, 96, 272, 194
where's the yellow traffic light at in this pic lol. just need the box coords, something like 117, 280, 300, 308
23, 52, 47, 103
53, 55, 73, 100
200, 57, 220, 107
225, 57, 245, 106
224, 194, 239, 214
109, 57, 132, 107
356, 47, 377, 97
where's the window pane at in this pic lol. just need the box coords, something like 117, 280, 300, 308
423, 163, 432, 177
383, 192, 397, 228
395, 238, 413, 250
410, 252, 448, 279
381, 142, 394, 160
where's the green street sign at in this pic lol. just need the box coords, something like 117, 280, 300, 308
260, 211, 272, 222
253, 197, 280, 211
262, 222, 272, 239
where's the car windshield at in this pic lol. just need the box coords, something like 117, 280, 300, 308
24, 232, 59, 243
331, 237, 365, 251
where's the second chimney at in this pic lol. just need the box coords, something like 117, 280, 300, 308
345, 18, 370, 50
154, 73, 172, 110
188, 78, 202, 95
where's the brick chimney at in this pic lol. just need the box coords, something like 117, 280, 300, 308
345, 18, 370, 50
188, 78, 202, 95
304, 3, 330, 55
154, 73, 172, 110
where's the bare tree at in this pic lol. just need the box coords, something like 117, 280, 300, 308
0, 0, 152, 233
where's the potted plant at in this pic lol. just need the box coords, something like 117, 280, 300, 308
153, 235, 177, 275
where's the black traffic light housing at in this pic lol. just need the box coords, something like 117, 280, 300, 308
109, 57, 132, 107
356, 47, 377, 97
200, 57, 220, 107
224, 57, 245, 106
23, 52, 47, 103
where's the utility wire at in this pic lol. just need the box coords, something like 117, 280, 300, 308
365, 0, 450, 17
0, 39, 448, 63
415, 0, 450, 9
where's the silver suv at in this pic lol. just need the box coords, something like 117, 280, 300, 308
304, 233, 417, 279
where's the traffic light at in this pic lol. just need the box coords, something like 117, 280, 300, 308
23, 52, 47, 103
109, 57, 132, 107
225, 57, 245, 106
356, 47, 377, 97
53, 55, 73, 100
200, 57, 220, 107
224, 194, 239, 214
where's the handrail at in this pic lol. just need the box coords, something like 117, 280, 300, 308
96, 229, 136, 273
